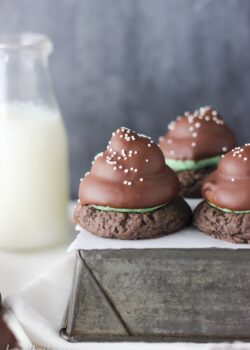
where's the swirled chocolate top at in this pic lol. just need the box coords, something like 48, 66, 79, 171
79, 127, 180, 208
159, 106, 236, 161
202, 144, 250, 211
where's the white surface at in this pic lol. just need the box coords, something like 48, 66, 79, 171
0, 102, 69, 249
5, 253, 250, 350
69, 199, 250, 251
0, 245, 68, 298
70, 225, 250, 251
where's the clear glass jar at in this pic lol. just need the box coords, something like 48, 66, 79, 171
0, 33, 69, 250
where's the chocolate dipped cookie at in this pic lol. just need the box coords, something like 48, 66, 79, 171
159, 106, 236, 198
0, 295, 18, 350
193, 144, 250, 243
74, 127, 192, 239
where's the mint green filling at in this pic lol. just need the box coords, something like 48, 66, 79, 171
208, 202, 250, 214
91, 202, 168, 213
165, 155, 221, 172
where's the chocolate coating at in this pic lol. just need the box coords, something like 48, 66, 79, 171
202, 144, 250, 211
159, 106, 236, 161
0, 295, 18, 350
79, 127, 180, 208
0, 317, 17, 350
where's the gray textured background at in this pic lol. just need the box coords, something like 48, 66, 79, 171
0, 0, 249, 198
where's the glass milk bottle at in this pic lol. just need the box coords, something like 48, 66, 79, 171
0, 33, 69, 250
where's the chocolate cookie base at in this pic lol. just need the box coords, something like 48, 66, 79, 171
178, 167, 215, 198
74, 197, 192, 240
193, 201, 250, 244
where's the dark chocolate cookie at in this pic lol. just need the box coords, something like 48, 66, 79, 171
74, 197, 192, 240
178, 167, 215, 198
193, 201, 250, 243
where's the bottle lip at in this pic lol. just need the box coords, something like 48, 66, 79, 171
0, 32, 53, 54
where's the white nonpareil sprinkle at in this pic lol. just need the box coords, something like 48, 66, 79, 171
124, 169, 129, 173
231, 178, 235, 182
191, 142, 196, 147
222, 146, 228, 152
127, 181, 132, 186
192, 132, 198, 138
170, 150, 175, 155
123, 180, 128, 185
168, 121, 176, 130
139, 178, 144, 182
145, 158, 149, 162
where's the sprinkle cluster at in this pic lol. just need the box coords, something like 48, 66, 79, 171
83, 127, 155, 187
166, 106, 227, 154
231, 145, 249, 161
225, 144, 250, 183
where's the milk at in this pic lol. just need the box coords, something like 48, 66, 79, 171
0, 102, 69, 250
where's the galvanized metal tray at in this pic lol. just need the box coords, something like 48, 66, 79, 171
60, 248, 250, 343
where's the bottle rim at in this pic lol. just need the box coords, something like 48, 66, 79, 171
0, 32, 53, 54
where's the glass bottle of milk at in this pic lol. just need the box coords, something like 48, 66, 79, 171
0, 33, 69, 250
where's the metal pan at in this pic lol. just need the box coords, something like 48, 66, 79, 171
60, 248, 250, 343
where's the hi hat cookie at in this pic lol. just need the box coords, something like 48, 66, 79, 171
159, 106, 236, 198
74, 127, 192, 239
193, 144, 250, 243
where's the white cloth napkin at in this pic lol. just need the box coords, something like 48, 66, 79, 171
5, 253, 250, 350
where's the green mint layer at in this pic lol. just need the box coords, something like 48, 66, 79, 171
165, 155, 221, 172
91, 202, 168, 213
208, 202, 250, 214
